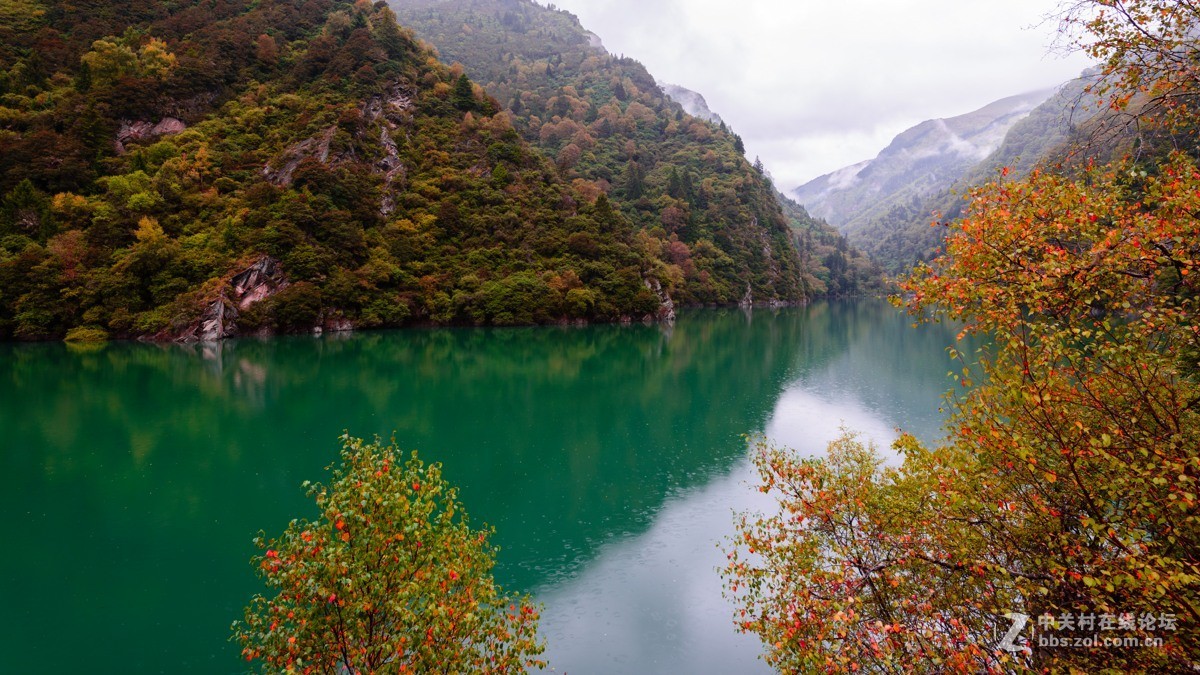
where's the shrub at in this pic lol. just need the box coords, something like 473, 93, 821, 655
233, 435, 546, 672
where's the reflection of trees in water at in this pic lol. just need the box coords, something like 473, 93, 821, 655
781, 300, 976, 442
0, 302, 968, 672
0, 304, 969, 564
0, 311, 806, 579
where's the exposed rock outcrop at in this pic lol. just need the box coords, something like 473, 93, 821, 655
262, 80, 415, 215
739, 283, 754, 309
322, 317, 355, 333
114, 117, 187, 154
365, 82, 415, 217
171, 257, 288, 342
643, 277, 676, 324
262, 126, 337, 186
229, 257, 286, 310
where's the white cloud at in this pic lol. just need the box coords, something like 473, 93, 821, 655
540, 0, 1093, 189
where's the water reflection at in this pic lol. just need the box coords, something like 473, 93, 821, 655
537, 458, 775, 674
0, 300, 964, 673
535, 301, 968, 672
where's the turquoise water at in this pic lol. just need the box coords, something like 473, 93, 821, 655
0, 300, 965, 673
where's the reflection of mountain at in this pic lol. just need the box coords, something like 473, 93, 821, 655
769, 299, 977, 453
534, 300, 969, 673
0, 304, 967, 672
0, 311, 804, 672
538, 459, 774, 674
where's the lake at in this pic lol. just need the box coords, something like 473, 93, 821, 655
0, 300, 966, 673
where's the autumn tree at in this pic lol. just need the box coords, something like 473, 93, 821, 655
726, 156, 1200, 672
0, 0, 45, 32
724, 2, 1200, 672
0, 0, 687, 338
255, 33, 279, 66
1061, 0, 1200, 125
232, 435, 546, 673
80, 33, 177, 86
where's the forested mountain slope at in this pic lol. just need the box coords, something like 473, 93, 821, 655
390, 0, 878, 302
0, 0, 685, 340
775, 191, 882, 297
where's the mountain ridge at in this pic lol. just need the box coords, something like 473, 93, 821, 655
793, 87, 1057, 230
390, 0, 880, 301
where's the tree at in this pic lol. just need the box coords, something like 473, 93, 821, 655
371, 5, 411, 59
725, 432, 1019, 673
1, 178, 51, 238
590, 192, 622, 233
232, 435, 546, 673
0, 0, 45, 32
1061, 0, 1200, 126
80, 34, 177, 87
255, 34, 279, 66
556, 142, 581, 170
666, 167, 684, 199
725, 156, 1200, 673
452, 73, 476, 112
622, 159, 644, 199
723, 7, 1200, 672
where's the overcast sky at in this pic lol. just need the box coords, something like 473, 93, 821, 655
537, 0, 1094, 190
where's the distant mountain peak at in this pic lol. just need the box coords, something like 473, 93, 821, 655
792, 87, 1059, 227
788, 74, 1107, 273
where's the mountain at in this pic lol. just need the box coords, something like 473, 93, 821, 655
390, 0, 878, 302
793, 88, 1055, 232
792, 79, 1105, 271
651, 78, 879, 295
0, 0, 694, 340
776, 191, 884, 297
858, 76, 1105, 270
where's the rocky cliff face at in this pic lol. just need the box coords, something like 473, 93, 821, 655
657, 81, 724, 125
114, 117, 187, 154
262, 81, 414, 218
168, 257, 288, 342
642, 276, 676, 323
